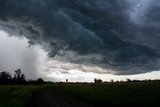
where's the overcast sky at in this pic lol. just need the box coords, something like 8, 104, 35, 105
1, 30, 160, 82
0, 0, 160, 82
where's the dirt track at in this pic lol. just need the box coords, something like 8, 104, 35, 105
26, 88, 94, 107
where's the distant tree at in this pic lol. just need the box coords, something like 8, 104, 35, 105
94, 78, 103, 83
0, 69, 48, 85
111, 79, 114, 83
28, 79, 36, 84
36, 78, 44, 84
126, 78, 131, 82
66, 79, 68, 83
0, 71, 11, 80
13, 69, 26, 83
20, 74, 25, 81
0, 71, 12, 83
14, 69, 22, 79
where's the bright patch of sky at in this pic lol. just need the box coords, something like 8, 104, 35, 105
128, 0, 152, 25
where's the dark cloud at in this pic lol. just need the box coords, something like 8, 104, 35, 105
0, 0, 160, 75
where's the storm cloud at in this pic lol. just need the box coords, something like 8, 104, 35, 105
0, 0, 160, 75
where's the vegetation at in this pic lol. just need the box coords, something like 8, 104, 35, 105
0, 69, 51, 107
0, 85, 51, 107
0, 69, 44, 84
1, 69, 160, 107
94, 78, 103, 83
59, 82, 160, 107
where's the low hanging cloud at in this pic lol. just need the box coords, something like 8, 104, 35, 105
0, 0, 160, 75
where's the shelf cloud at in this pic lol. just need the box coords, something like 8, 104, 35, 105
0, 0, 160, 75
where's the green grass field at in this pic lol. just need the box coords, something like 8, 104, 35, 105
60, 82, 160, 107
0, 85, 50, 107
0, 82, 160, 107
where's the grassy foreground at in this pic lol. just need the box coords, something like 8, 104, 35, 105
0, 85, 50, 107
0, 82, 160, 107
59, 82, 160, 107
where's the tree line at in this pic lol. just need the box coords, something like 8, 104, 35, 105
0, 69, 44, 84
1, 69, 160, 84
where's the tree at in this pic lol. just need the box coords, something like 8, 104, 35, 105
66, 79, 68, 83
0, 71, 11, 80
0, 71, 12, 83
126, 78, 131, 82
14, 69, 22, 79
14, 69, 26, 83
94, 78, 103, 83
36, 78, 44, 84
111, 79, 114, 83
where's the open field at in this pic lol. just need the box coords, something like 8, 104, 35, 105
0, 81, 160, 107
59, 82, 160, 107
0, 85, 50, 107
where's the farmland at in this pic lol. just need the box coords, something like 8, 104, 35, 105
59, 81, 160, 107
0, 81, 160, 107
0, 85, 50, 107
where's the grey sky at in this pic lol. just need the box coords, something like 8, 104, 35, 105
0, 31, 44, 79
1, 30, 160, 82
0, 0, 160, 81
